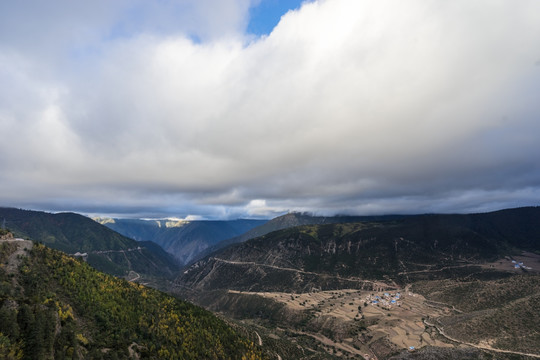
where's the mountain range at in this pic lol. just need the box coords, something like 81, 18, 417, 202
196, 212, 407, 264
2, 205, 540, 359
0, 207, 179, 283
174, 207, 540, 359
95, 217, 266, 266
177, 207, 540, 292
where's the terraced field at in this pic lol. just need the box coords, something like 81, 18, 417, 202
230, 288, 455, 358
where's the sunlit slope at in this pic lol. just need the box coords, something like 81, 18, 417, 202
0, 241, 265, 359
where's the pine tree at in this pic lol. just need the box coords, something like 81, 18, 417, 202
0, 308, 19, 339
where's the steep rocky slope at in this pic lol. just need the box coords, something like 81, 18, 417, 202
197, 212, 406, 263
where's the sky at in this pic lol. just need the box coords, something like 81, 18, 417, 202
1, 0, 540, 220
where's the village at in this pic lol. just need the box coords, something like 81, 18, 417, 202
231, 286, 453, 359
365, 291, 403, 310
480, 252, 539, 274
512, 259, 533, 270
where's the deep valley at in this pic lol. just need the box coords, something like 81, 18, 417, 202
173, 207, 540, 359
1, 206, 540, 359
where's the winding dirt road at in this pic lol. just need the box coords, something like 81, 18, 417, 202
212, 257, 395, 290
424, 319, 540, 358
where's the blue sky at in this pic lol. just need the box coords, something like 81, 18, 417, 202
248, 0, 306, 35
1, 0, 540, 219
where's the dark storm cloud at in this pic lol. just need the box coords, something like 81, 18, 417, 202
1, 0, 540, 218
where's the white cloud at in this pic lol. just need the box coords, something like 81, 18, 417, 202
1, 0, 540, 218
245, 199, 285, 217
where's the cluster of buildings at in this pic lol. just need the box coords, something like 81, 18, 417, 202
512, 260, 532, 270
72, 252, 88, 261
366, 292, 402, 309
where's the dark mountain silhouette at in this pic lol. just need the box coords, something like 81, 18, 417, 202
0, 207, 179, 280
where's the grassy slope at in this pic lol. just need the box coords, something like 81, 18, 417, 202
413, 274, 540, 354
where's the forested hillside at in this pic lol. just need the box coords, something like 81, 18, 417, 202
0, 240, 265, 359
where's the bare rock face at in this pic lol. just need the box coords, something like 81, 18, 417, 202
0, 232, 14, 240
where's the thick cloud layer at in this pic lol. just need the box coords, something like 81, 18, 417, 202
1, 0, 540, 219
